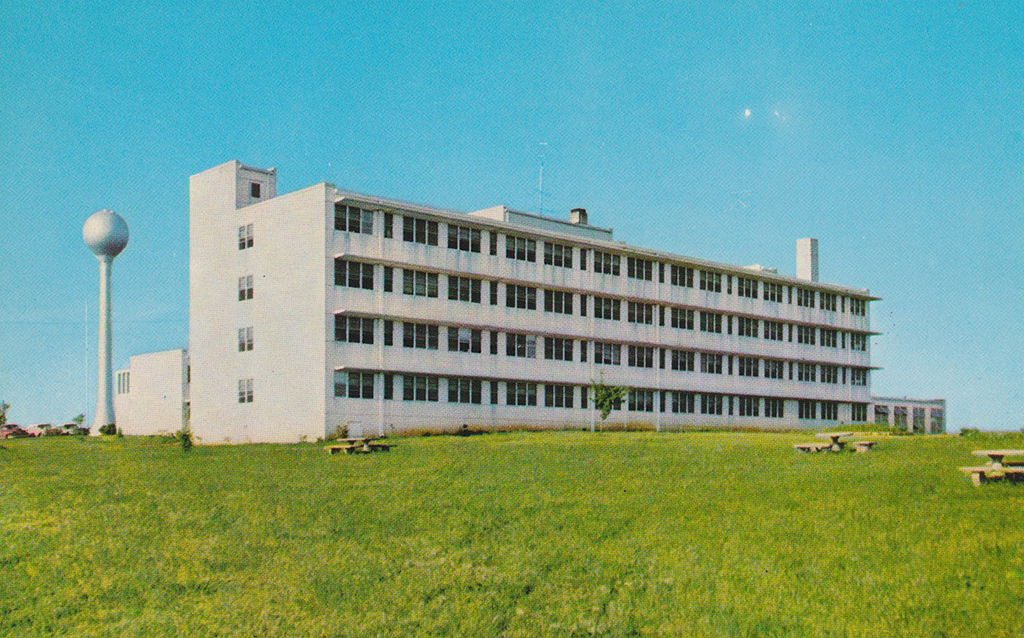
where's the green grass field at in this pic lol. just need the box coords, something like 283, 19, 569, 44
2, 432, 1022, 637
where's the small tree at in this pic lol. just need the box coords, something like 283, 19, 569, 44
0, 401, 9, 428
589, 378, 627, 425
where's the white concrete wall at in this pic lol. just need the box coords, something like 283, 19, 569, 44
113, 350, 188, 435
189, 161, 327, 444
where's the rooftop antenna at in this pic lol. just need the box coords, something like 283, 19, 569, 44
538, 142, 548, 215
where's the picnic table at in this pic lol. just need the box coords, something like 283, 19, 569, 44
325, 437, 394, 455
960, 449, 1024, 486
815, 432, 853, 453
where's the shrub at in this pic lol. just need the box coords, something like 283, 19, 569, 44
98, 424, 117, 436
176, 428, 193, 453
960, 428, 981, 438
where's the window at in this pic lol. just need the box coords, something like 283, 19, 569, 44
737, 357, 759, 377
447, 327, 482, 353
670, 265, 694, 287
544, 337, 573, 361
671, 391, 695, 413
579, 249, 587, 270
238, 224, 254, 250
334, 259, 373, 290
506, 333, 538, 358
489, 281, 499, 305
850, 334, 867, 351
545, 384, 574, 408
764, 398, 784, 418
669, 307, 694, 330
544, 289, 574, 314
738, 396, 759, 417
797, 363, 816, 382
821, 401, 838, 421
383, 213, 393, 238
594, 296, 620, 320
875, 405, 889, 424
895, 406, 909, 427
700, 312, 723, 333
699, 271, 722, 292
448, 378, 482, 404
489, 331, 498, 355
334, 316, 374, 344
796, 288, 815, 308
798, 400, 817, 420
627, 345, 654, 368
628, 389, 654, 412
763, 321, 783, 341
448, 276, 482, 303
820, 365, 839, 384
763, 282, 783, 302
850, 298, 866, 316
403, 269, 438, 297
238, 327, 254, 351
930, 409, 945, 433
238, 275, 253, 300
403, 323, 439, 350
402, 216, 438, 245
820, 292, 837, 311
737, 277, 758, 298
852, 403, 868, 423
250, 182, 261, 198
544, 242, 573, 267
627, 301, 654, 325
737, 317, 759, 338
490, 380, 499, 404
701, 393, 723, 415
403, 375, 439, 401
505, 235, 536, 262
237, 378, 253, 403
489, 231, 498, 255
447, 224, 481, 253
334, 371, 374, 399
851, 369, 867, 386
507, 382, 538, 406
796, 325, 816, 345
670, 349, 695, 372
912, 407, 926, 433
580, 339, 588, 362
821, 329, 838, 348
626, 257, 653, 281
506, 284, 537, 310
383, 266, 393, 292
764, 359, 784, 379
334, 203, 373, 234
593, 251, 620, 275
700, 353, 723, 374
594, 342, 621, 365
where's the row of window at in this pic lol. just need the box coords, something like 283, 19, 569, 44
327, 209, 870, 315
332, 316, 870, 385
330, 260, 871, 348
331, 371, 863, 420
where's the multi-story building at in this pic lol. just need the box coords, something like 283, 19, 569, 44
182, 160, 882, 443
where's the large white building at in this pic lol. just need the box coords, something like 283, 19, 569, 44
112, 160, 948, 441
164, 160, 886, 443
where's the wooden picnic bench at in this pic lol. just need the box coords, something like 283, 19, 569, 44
794, 442, 830, 453
815, 432, 853, 452
325, 437, 394, 455
960, 449, 1024, 486
851, 440, 877, 453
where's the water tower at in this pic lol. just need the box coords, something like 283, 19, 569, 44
83, 210, 129, 433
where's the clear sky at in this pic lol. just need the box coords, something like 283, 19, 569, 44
1, 1, 1021, 430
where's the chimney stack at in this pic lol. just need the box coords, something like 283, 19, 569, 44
569, 208, 588, 225
796, 238, 819, 282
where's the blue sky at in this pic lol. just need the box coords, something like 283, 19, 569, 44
1, 1, 1021, 430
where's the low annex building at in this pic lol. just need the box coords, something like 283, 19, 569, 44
115, 160, 945, 442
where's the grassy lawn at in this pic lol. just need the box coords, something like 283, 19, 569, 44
1, 432, 1022, 637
